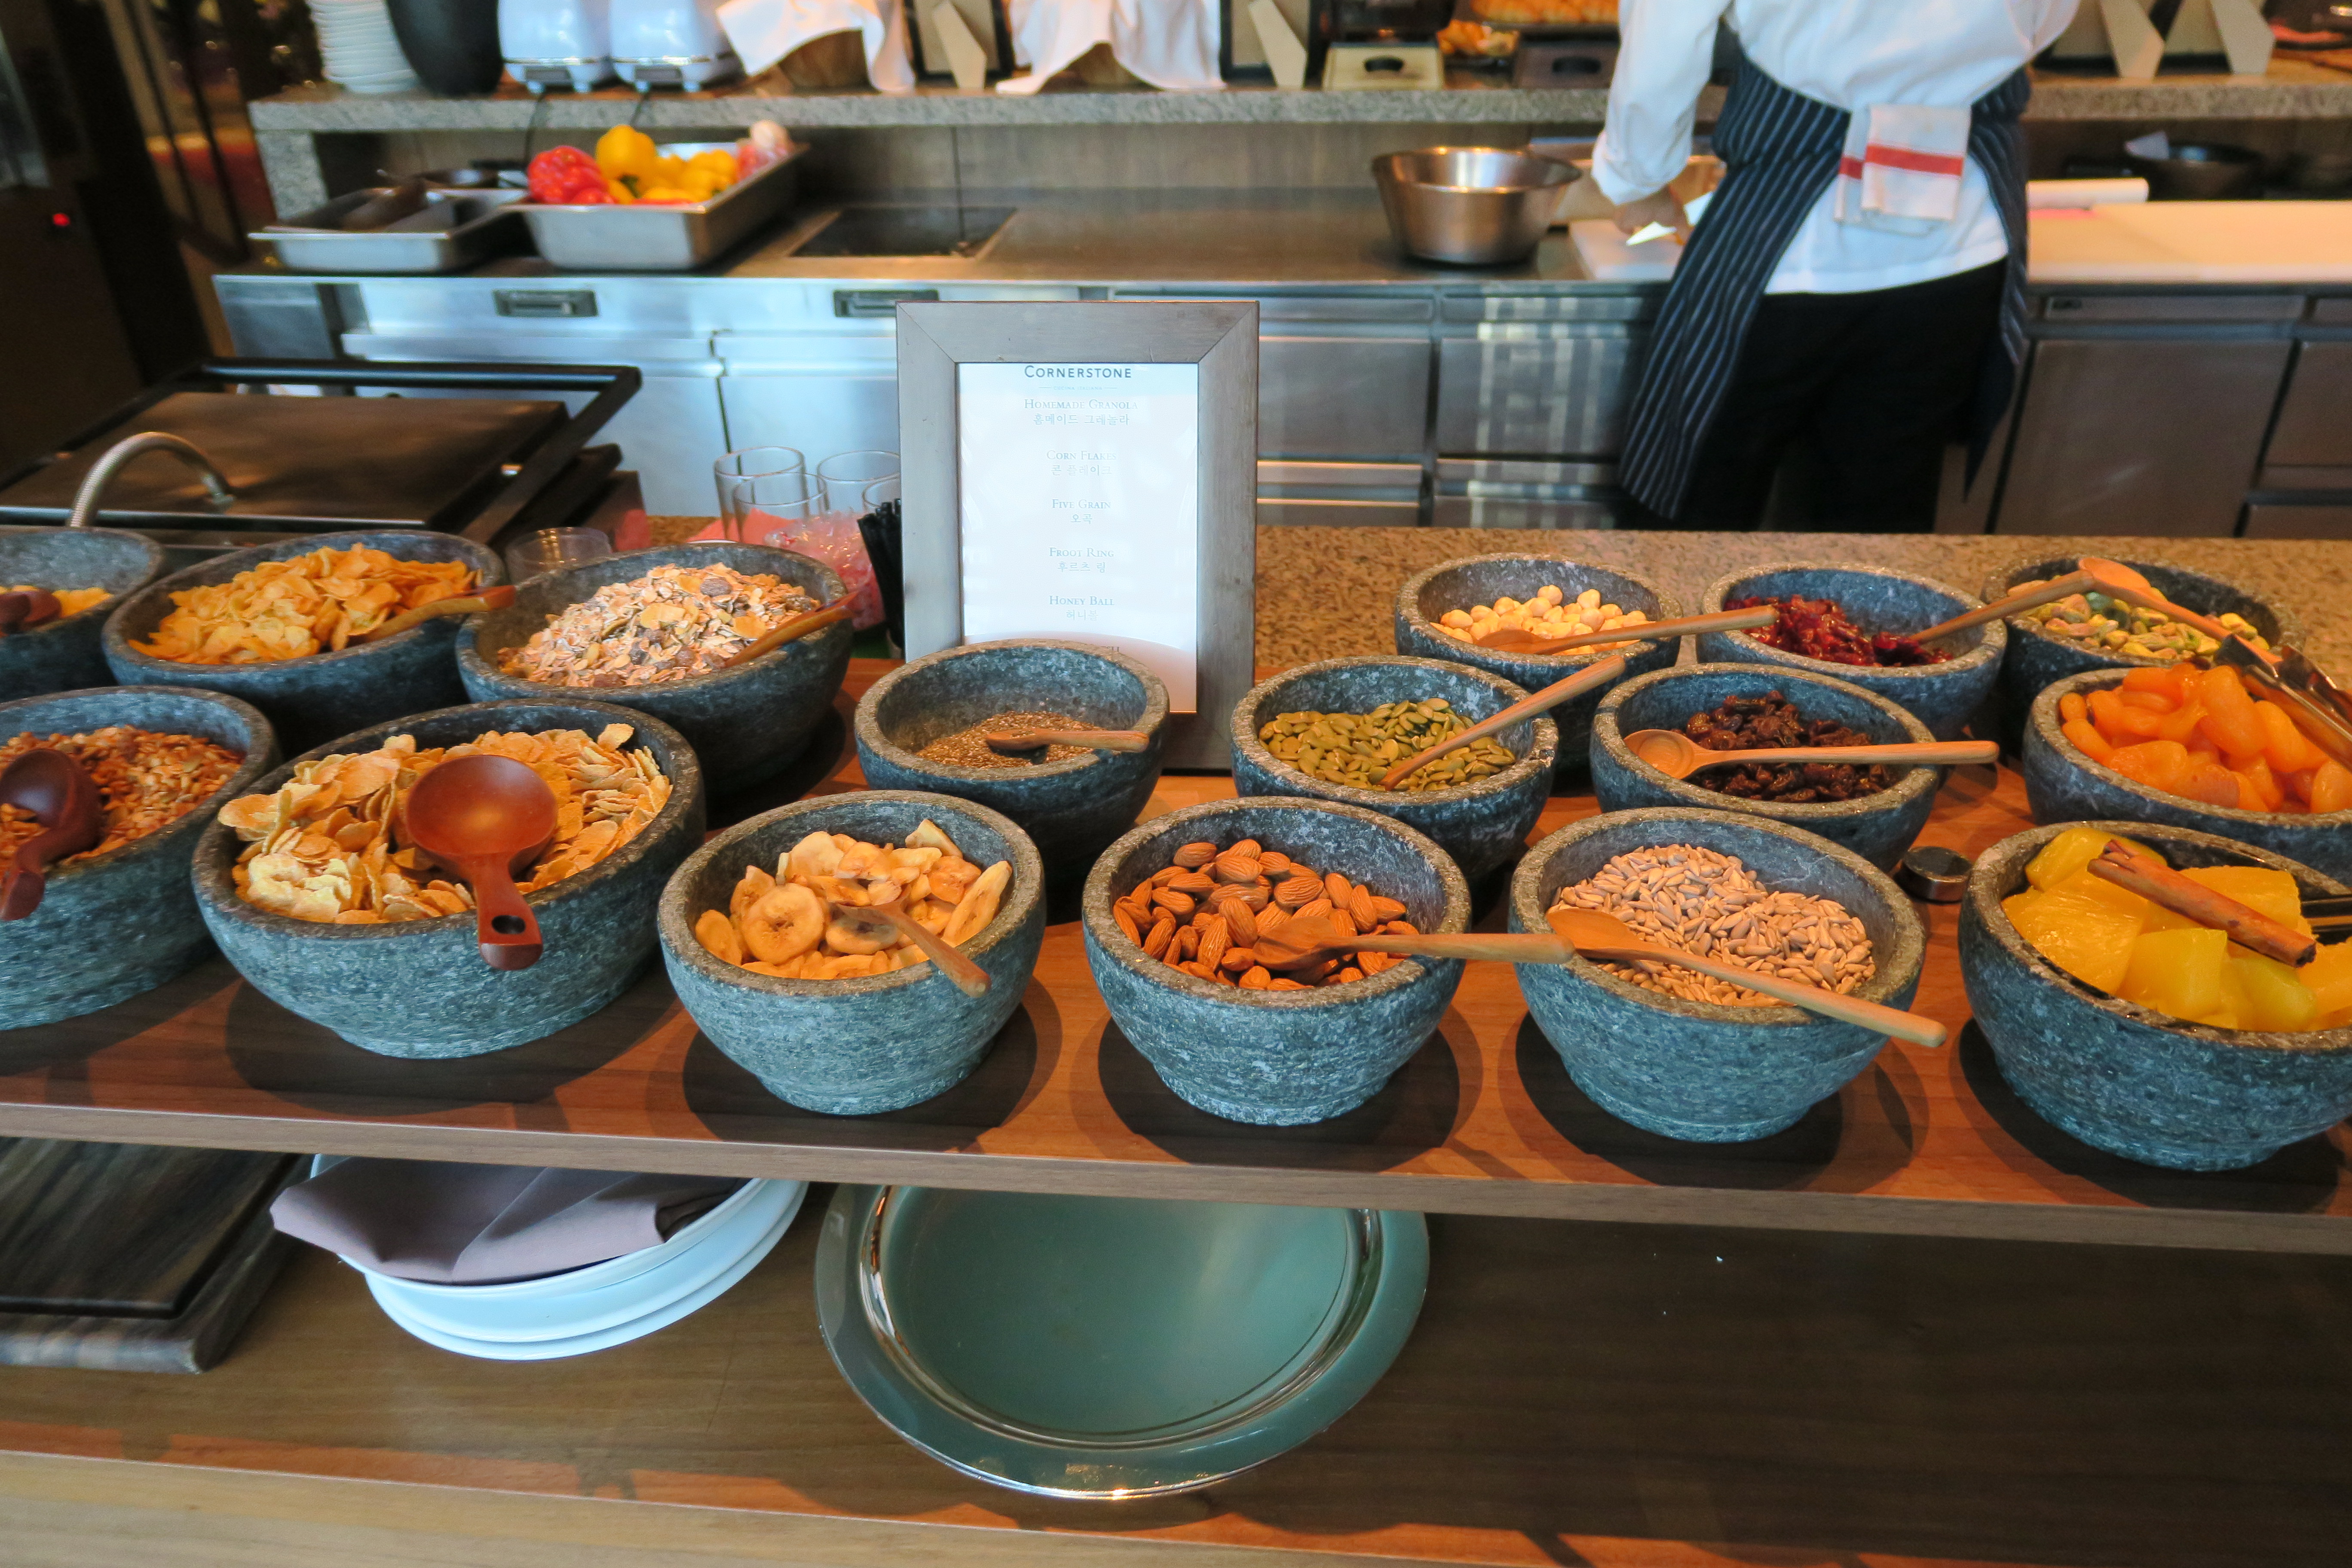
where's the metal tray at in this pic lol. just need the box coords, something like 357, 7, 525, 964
254, 187, 528, 275
516, 141, 808, 272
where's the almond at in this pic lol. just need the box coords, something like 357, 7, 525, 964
1238, 965, 1272, 990
1329, 908, 1357, 939
1336, 966, 1364, 984
1268, 977, 1310, 991
1257, 851, 1292, 878
1182, 960, 1216, 980
1231, 838, 1262, 858
1274, 873, 1321, 909
1150, 866, 1183, 886
1168, 869, 1216, 896
1213, 848, 1261, 884
1152, 887, 1196, 917
1172, 841, 1218, 869
1213, 882, 1269, 910
1359, 950, 1392, 976
1221, 944, 1257, 973
1176, 925, 1200, 961
1197, 922, 1229, 972
1323, 870, 1351, 906
1221, 900, 1259, 946
1143, 914, 1174, 959
1369, 895, 1408, 922
1347, 884, 1378, 929
1113, 905, 1141, 945
1297, 897, 1334, 922
1384, 919, 1418, 935
1256, 904, 1290, 935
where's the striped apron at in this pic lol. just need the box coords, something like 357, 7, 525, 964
1616, 55, 2032, 521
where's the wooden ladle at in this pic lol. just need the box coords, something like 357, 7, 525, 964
984, 727, 1151, 756
1375, 655, 1628, 790
0, 589, 61, 637
720, 594, 857, 671
1621, 729, 1999, 780
826, 897, 992, 998
353, 585, 517, 644
1469, 606, 1775, 658
402, 754, 558, 971
0, 749, 102, 921
1914, 570, 2098, 643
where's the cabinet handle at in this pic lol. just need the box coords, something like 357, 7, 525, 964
834, 289, 940, 319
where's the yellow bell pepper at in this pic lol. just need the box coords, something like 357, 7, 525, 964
594, 125, 661, 181
604, 176, 638, 204
654, 153, 688, 182
687, 149, 739, 186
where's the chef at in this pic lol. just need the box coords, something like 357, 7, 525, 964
1593, 0, 2080, 530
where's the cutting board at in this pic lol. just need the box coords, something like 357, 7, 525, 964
1570, 219, 1682, 282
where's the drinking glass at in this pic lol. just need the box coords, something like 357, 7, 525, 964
860, 475, 900, 513
815, 449, 900, 517
714, 446, 807, 538
721, 467, 818, 542
504, 527, 612, 582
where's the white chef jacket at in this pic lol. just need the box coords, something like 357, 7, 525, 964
1592, 0, 2079, 294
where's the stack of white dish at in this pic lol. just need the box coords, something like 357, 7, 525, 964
312, 0, 424, 93
310, 1158, 806, 1360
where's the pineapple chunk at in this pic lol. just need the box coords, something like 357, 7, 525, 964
2025, 825, 2164, 892
2118, 928, 2229, 1021
2006, 879, 2146, 994
2297, 941, 2352, 1017
2228, 952, 2320, 1033
2181, 865, 2313, 937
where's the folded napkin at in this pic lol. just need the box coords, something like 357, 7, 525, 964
716, 0, 915, 92
1835, 103, 1971, 236
997, 0, 1221, 95
272, 1159, 746, 1285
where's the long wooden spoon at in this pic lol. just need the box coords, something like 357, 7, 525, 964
402, 754, 557, 971
721, 594, 856, 670
1250, 916, 1582, 972
1468, 605, 1775, 658
1376, 654, 1629, 790
826, 897, 991, 998
0, 589, 61, 637
2078, 557, 2278, 662
353, 585, 517, 644
1621, 729, 1998, 780
1547, 906, 1948, 1047
0, 749, 101, 921
2086, 836, 2316, 968
1914, 570, 2098, 643
984, 727, 1150, 756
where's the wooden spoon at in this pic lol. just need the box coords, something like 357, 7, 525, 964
2086, 836, 2316, 968
401, 754, 558, 971
1546, 906, 1948, 1047
2077, 557, 2274, 660
720, 594, 856, 670
352, 585, 517, 644
0, 589, 61, 637
1914, 570, 2098, 643
0, 749, 102, 921
1469, 606, 1775, 658
984, 728, 1151, 756
1375, 655, 1628, 790
826, 897, 991, 998
1621, 729, 1999, 780
1250, 916, 1577, 971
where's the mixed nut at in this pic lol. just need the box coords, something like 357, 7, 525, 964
1113, 837, 1415, 991
135, 545, 479, 665
0, 726, 243, 866
499, 564, 818, 689
1434, 585, 1651, 653
1259, 699, 1514, 791
2011, 579, 2269, 662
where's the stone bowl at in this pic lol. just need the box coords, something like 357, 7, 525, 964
658, 791, 1045, 1115
191, 698, 705, 1058
1393, 553, 1681, 774
1229, 655, 1556, 883
1589, 663, 1942, 873
0, 527, 166, 699
1696, 562, 2005, 742
457, 542, 851, 796
1082, 797, 1471, 1127
0, 686, 276, 1026
102, 530, 504, 753
1981, 554, 2301, 753
1960, 820, 2352, 1171
854, 640, 1167, 884
2021, 669, 2352, 883
1508, 807, 1927, 1142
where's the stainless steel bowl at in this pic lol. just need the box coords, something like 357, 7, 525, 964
1373, 147, 1576, 266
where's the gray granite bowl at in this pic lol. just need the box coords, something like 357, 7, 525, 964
102, 530, 503, 753
1083, 798, 1471, 1126
1590, 664, 1942, 873
191, 697, 704, 1058
1981, 554, 2300, 752
0, 686, 276, 1026
1960, 821, 2352, 1171
2021, 669, 2352, 882
1393, 554, 1681, 775
1508, 807, 1927, 1142
457, 542, 851, 796
659, 791, 1045, 1115
1696, 562, 2005, 741
0, 527, 165, 700
854, 640, 1167, 882
1230, 656, 1556, 883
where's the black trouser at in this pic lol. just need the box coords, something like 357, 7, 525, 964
1647, 260, 2005, 532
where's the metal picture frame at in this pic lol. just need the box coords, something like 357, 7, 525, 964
897, 299, 1259, 769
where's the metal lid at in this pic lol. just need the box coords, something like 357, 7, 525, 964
1897, 845, 1972, 903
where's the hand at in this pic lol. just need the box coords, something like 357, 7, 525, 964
1612, 189, 1691, 240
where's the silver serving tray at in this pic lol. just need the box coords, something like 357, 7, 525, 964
255, 187, 528, 275
516, 141, 808, 272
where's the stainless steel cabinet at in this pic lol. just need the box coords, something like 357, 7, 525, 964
716, 330, 901, 478
1433, 294, 1651, 459
2263, 339, 2352, 484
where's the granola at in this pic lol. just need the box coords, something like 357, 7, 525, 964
133, 545, 479, 664
0, 726, 244, 865
497, 564, 817, 688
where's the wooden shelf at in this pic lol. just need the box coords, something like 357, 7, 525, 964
3, 661, 2347, 1254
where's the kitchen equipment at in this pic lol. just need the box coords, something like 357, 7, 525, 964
1316, 0, 1449, 85
1512, 37, 1612, 86
312, 0, 424, 91
813, 448, 899, 514
611, 0, 741, 87
1619, 729, 1997, 781
386, 0, 509, 92
714, 447, 806, 517
1323, 40, 1442, 85
499, 0, 616, 90
1373, 148, 1576, 266
983, 726, 1151, 755
402, 753, 560, 971
718, 593, 856, 668
518, 140, 809, 270
0, 750, 101, 922
720, 465, 817, 542
1375, 654, 1624, 789
255, 187, 529, 274
826, 896, 992, 997
353, 585, 518, 644
1896, 845, 1972, 904
2126, 141, 2265, 200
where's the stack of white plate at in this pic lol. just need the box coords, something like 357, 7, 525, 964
311, 1158, 806, 1360
312, 0, 424, 93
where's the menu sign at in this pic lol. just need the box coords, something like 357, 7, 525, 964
954, 362, 1202, 711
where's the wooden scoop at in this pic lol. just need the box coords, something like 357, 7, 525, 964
1375, 655, 1628, 790
0, 589, 61, 636
984, 728, 1151, 756
1621, 729, 1998, 780
1468, 606, 1775, 658
353, 585, 516, 644
2077, 557, 2278, 662
1914, 570, 2099, 643
720, 594, 857, 670
826, 897, 991, 998
2086, 837, 2316, 968
1546, 906, 1948, 1046
0, 749, 102, 921
1250, 915, 1577, 972
402, 754, 558, 971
